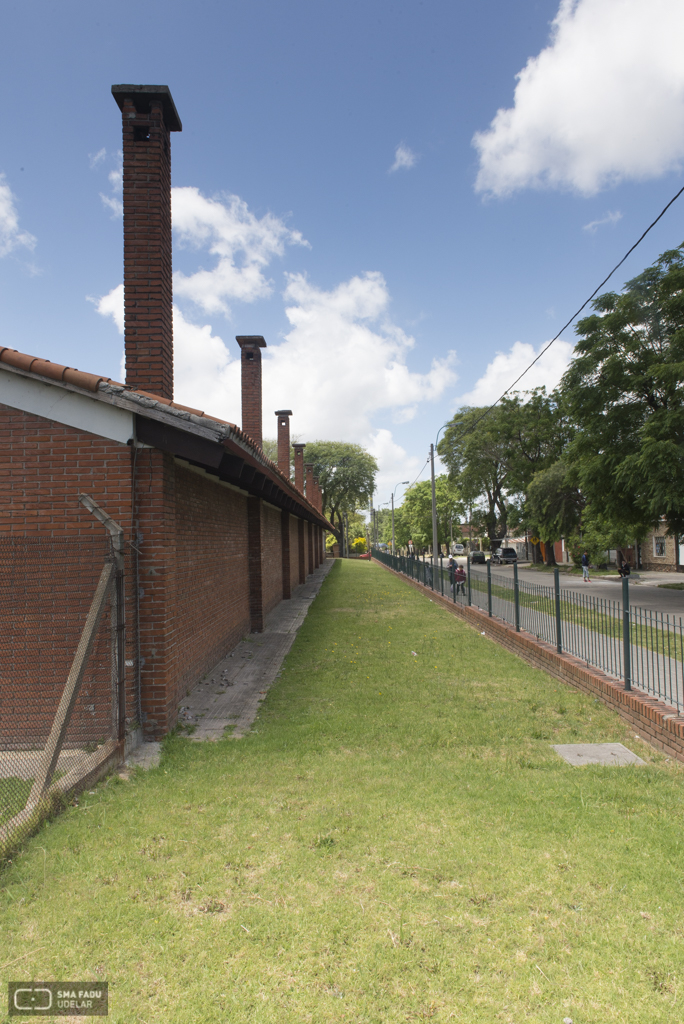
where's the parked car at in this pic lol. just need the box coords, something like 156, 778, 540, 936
491, 547, 518, 565
469, 551, 486, 564
451, 543, 465, 555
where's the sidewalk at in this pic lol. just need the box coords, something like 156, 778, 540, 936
178, 559, 335, 740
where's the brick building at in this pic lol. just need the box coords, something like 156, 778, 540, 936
0, 84, 331, 740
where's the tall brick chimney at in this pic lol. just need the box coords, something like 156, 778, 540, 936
236, 336, 267, 448
293, 443, 306, 494
112, 85, 182, 400
313, 476, 322, 513
305, 463, 315, 505
275, 410, 292, 478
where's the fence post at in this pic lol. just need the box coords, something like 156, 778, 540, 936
487, 560, 492, 617
467, 556, 472, 607
440, 555, 444, 596
513, 561, 520, 632
554, 567, 562, 654
622, 576, 631, 690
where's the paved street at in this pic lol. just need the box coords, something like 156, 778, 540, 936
412, 555, 684, 616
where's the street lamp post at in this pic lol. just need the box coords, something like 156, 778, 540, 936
391, 480, 410, 556
430, 443, 439, 568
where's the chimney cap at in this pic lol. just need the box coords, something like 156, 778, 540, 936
236, 335, 267, 348
111, 85, 182, 131
275, 409, 293, 417
293, 442, 306, 449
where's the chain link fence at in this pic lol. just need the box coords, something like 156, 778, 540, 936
374, 548, 684, 714
0, 525, 126, 855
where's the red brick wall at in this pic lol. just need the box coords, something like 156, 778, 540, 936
261, 503, 283, 616
172, 465, 251, 710
0, 405, 133, 536
0, 405, 137, 743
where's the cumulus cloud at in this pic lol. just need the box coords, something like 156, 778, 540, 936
90, 282, 124, 334
172, 187, 309, 316
0, 175, 36, 257
473, 0, 684, 196
582, 210, 622, 233
367, 428, 425, 505
456, 339, 575, 407
260, 272, 456, 442
389, 143, 418, 173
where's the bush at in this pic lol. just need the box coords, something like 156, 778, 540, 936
351, 537, 367, 554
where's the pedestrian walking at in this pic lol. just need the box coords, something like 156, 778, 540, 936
454, 564, 466, 596
447, 556, 455, 595
581, 550, 591, 582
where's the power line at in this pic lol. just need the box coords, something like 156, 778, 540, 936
464, 181, 684, 434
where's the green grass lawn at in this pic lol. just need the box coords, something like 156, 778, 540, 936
1, 560, 683, 1024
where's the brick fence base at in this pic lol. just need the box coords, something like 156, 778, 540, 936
373, 558, 684, 764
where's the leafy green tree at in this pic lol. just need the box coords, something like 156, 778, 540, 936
561, 246, 684, 538
439, 390, 571, 547
303, 441, 378, 545
525, 461, 584, 565
394, 477, 463, 550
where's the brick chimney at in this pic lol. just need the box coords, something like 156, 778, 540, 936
236, 336, 266, 448
305, 463, 314, 505
112, 85, 182, 399
275, 410, 292, 478
293, 443, 306, 494
313, 475, 322, 513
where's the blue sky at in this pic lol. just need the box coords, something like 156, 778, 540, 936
1, 0, 683, 500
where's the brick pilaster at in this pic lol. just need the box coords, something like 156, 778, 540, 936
293, 443, 306, 494
307, 521, 314, 575
281, 509, 291, 599
236, 336, 266, 449
112, 85, 181, 400
298, 517, 305, 584
275, 410, 292, 478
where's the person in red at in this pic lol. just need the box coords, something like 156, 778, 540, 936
454, 564, 467, 596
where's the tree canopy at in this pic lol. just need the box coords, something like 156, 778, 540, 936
394, 476, 463, 549
302, 441, 377, 544
561, 245, 684, 536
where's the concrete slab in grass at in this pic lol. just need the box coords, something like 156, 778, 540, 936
553, 743, 646, 767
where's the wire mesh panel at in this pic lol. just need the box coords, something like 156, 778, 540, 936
0, 534, 121, 853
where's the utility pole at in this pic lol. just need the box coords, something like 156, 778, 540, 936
430, 443, 438, 568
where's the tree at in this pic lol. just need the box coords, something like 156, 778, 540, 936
525, 461, 584, 565
561, 246, 684, 538
302, 441, 378, 545
394, 476, 463, 550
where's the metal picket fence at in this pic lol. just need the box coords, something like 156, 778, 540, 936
373, 548, 684, 714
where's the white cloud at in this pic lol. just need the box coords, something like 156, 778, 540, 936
473, 0, 684, 196
367, 428, 424, 506
582, 210, 622, 233
90, 282, 124, 334
172, 187, 309, 316
456, 339, 575, 406
389, 143, 418, 173
89, 148, 107, 169
0, 175, 36, 257
97, 151, 123, 217
260, 272, 456, 443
